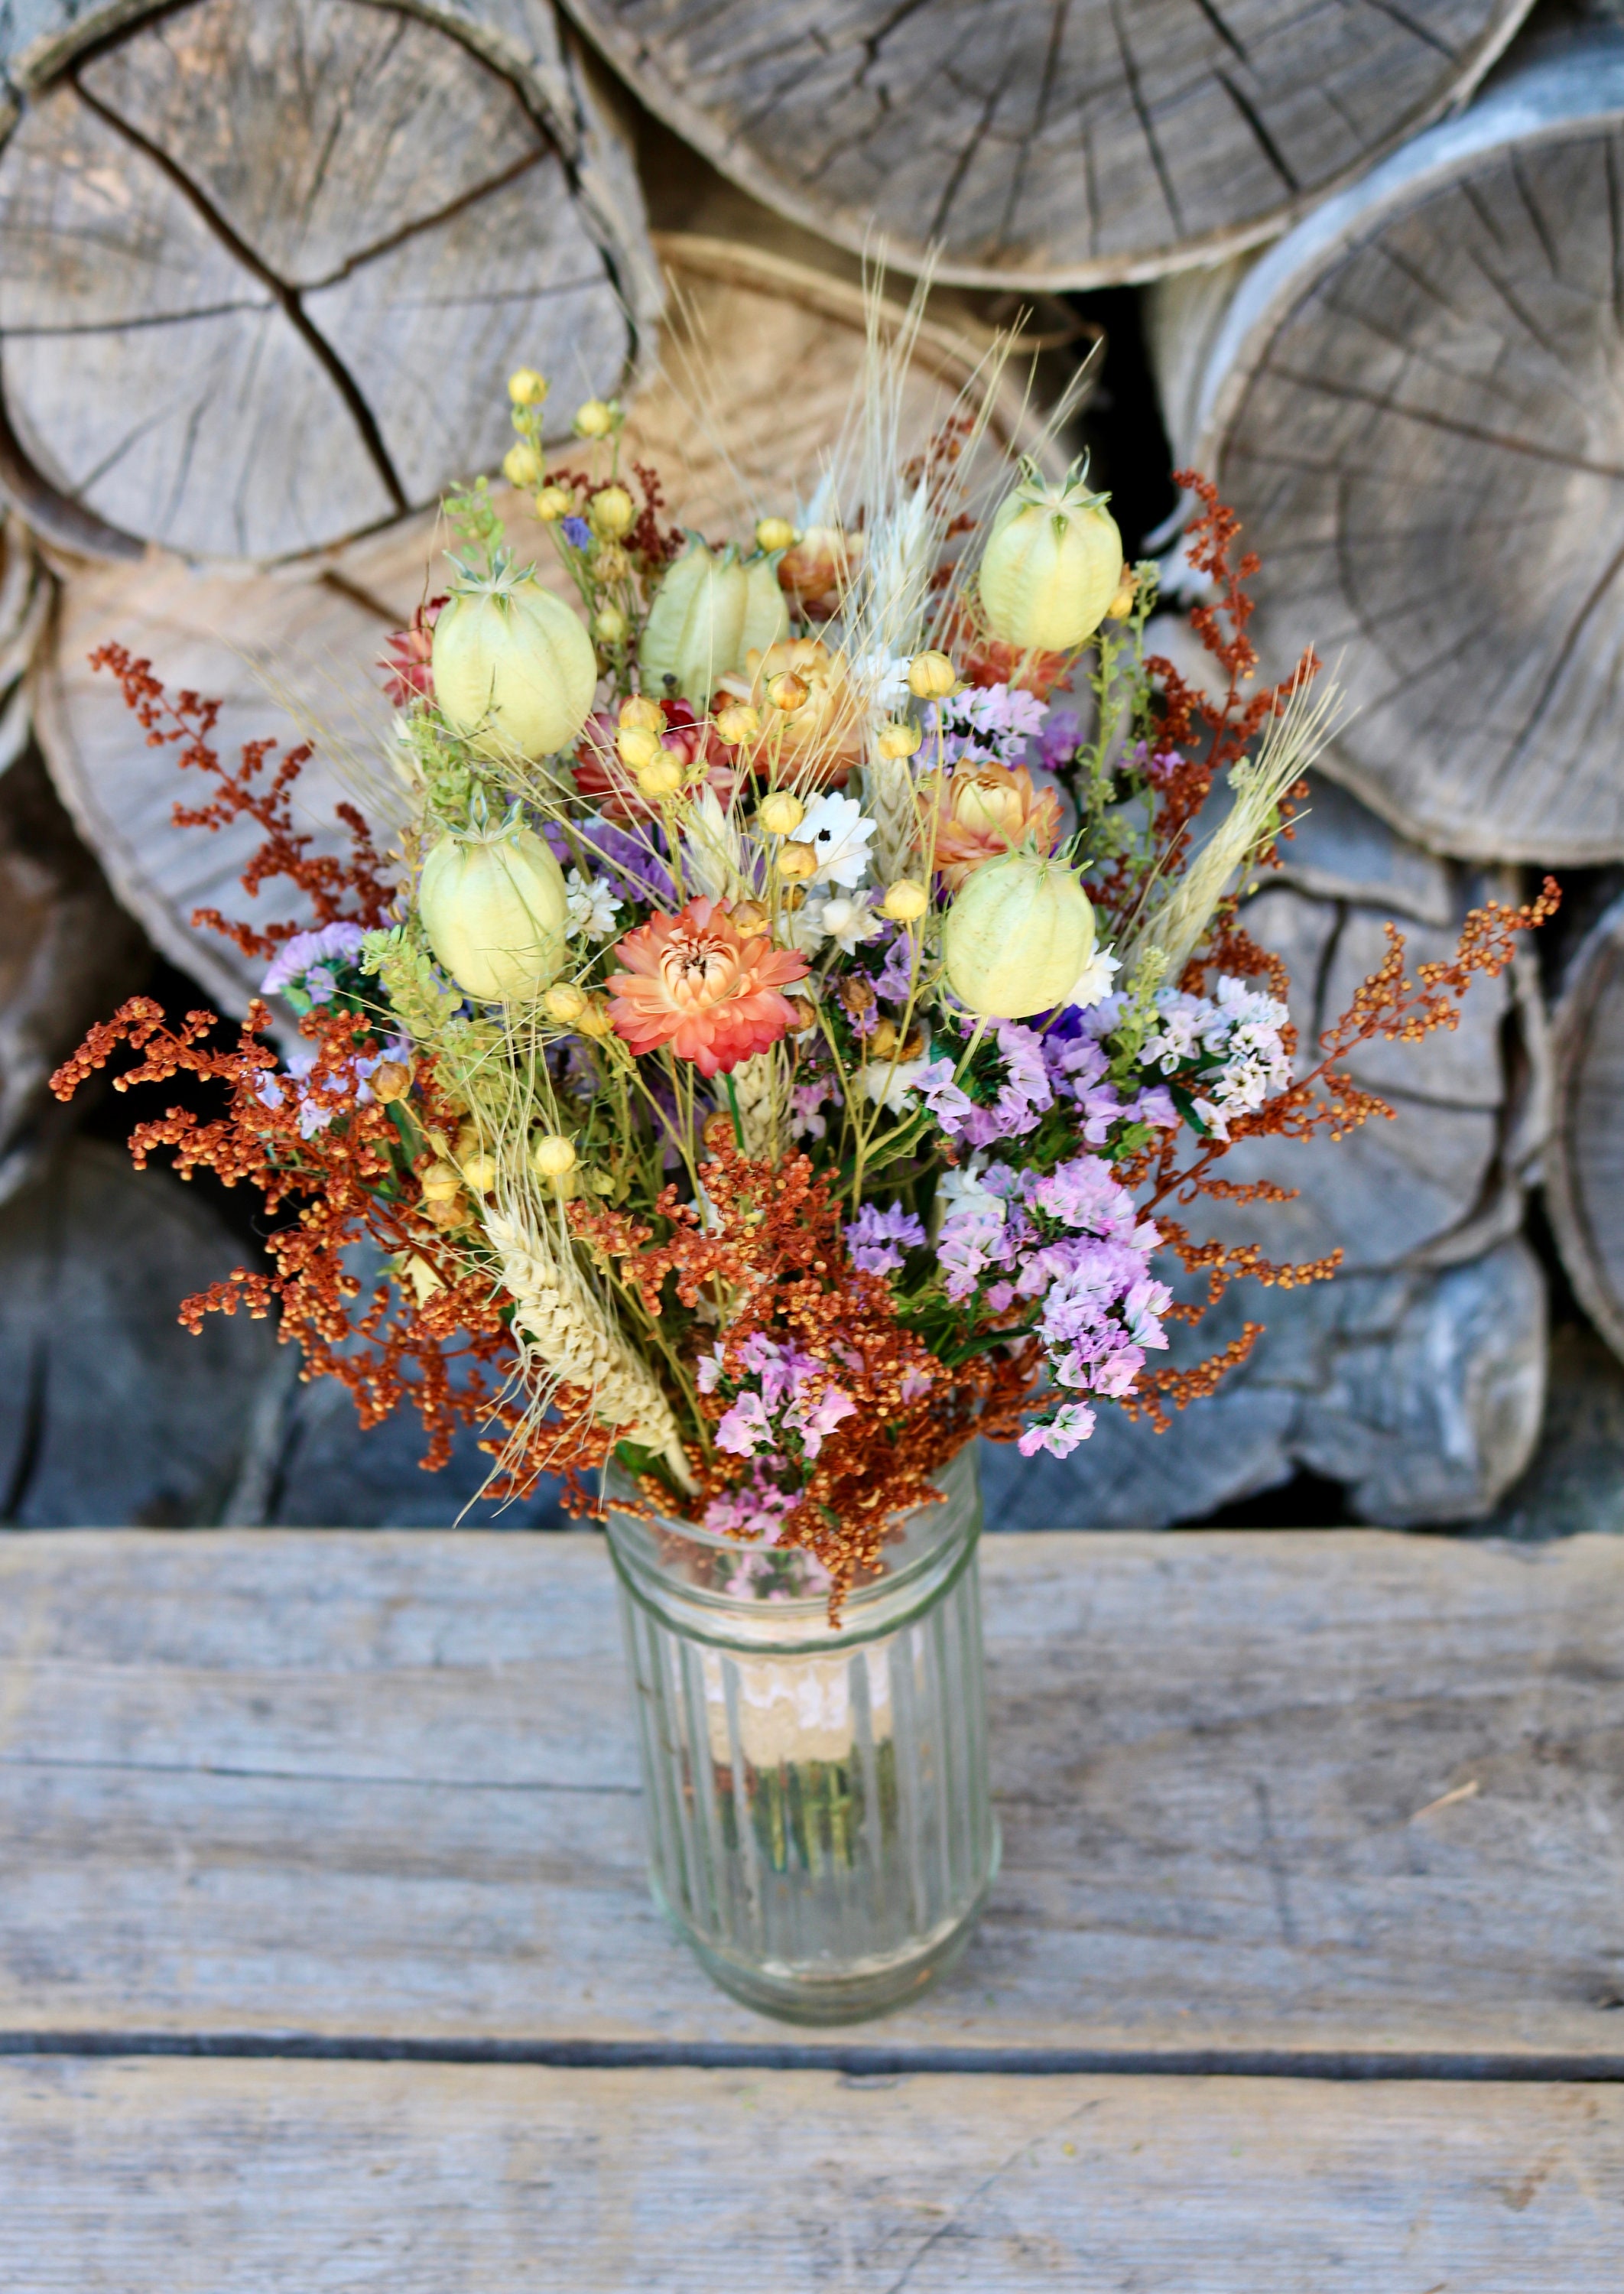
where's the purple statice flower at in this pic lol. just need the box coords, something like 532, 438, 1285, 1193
703, 1471, 799, 1545
784, 1383, 857, 1458
586, 819, 675, 908
790, 1077, 840, 1142
915, 1058, 975, 1131
561, 515, 592, 549
1038, 708, 1083, 772
873, 924, 918, 1006
261, 921, 368, 998
935, 1161, 1015, 1302
952, 1022, 1054, 1149
845, 1203, 926, 1274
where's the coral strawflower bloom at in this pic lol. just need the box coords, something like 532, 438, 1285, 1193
606, 895, 809, 1077
934, 762, 1063, 889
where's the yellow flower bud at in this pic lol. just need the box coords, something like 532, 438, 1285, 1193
593, 604, 628, 645
875, 719, 922, 761
730, 900, 770, 935
768, 670, 809, 712
592, 541, 630, 583
616, 723, 664, 771
575, 997, 615, 1040
636, 755, 684, 801
755, 516, 795, 553
591, 484, 636, 538
908, 651, 958, 700
425, 1191, 469, 1230
777, 840, 817, 880
460, 1150, 497, 1195
880, 878, 929, 923
544, 982, 587, 1024
532, 1133, 578, 1178
1105, 572, 1138, 620
534, 485, 573, 522
419, 1159, 463, 1201
714, 703, 760, 746
573, 398, 615, 438
502, 440, 544, 489
619, 695, 666, 733
979, 459, 1125, 651
758, 790, 805, 837
943, 849, 1096, 1019
508, 368, 548, 407
371, 1059, 411, 1103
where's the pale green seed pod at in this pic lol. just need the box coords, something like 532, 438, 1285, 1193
639, 538, 764, 705
418, 824, 570, 1003
741, 550, 790, 660
431, 567, 596, 760
978, 460, 1124, 653
942, 847, 1096, 1019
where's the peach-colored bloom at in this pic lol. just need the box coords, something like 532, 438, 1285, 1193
933, 762, 1063, 890
607, 896, 809, 1077
573, 700, 738, 823
713, 638, 863, 790
777, 525, 862, 621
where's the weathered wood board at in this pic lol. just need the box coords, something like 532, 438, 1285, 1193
555, 0, 1533, 291
1165, 32, 1624, 865
0, 0, 654, 561
3, 2058, 1621, 2292
3, 1529, 1622, 2057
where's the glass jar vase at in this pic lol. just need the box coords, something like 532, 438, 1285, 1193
605, 1443, 998, 2024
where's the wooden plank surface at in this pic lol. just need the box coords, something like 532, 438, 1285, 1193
1, 2058, 1619, 2290
3, 1529, 1623, 2058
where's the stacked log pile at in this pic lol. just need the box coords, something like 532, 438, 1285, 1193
0, 0, 1619, 1525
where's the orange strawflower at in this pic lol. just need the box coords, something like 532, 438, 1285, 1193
606, 895, 808, 1077
933, 761, 1063, 889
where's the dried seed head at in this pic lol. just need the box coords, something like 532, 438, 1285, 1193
419, 1159, 463, 1202
591, 485, 636, 538
767, 670, 809, 712
758, 790, 805, 837
755, 516, 795, 553
573, 398, 615, 439
880, 878, 929, 923
713, 703, 760, 746
619, 695, 665, 733
839, 975, 876, 1015
534, 485, 573, 522
503, 440, 544, 489
460, 1151, 497, 1195
531, 1132, 577, 1178
593, 605, 628, 645
908, 650, 958, 700
508, 367, 548, 407
544, 983, 587, 1025
635, 754, 684, 801
371, 1060, 411, 1103
875, 719, 922, 760
730, 899, 770, 935
425, 1191, 468, 1230
616, 723, 664, 771
776, 839, 817, 879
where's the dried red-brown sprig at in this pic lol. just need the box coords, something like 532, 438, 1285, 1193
89, 645, 394, 960
573, 1143, 1040, 1610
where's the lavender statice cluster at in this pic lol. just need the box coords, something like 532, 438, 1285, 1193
1139, 976, 1292, 1141
699, 1334, 859, 1470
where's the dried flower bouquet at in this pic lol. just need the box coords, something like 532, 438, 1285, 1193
56, 311, 1555, 1604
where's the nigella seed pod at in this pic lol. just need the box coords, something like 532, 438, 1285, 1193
640, 539, 788, 706
978, 458, 1125, 654
942, 847, 1096, 1019
418, 822, 570, 1003
431, 563, 596, 760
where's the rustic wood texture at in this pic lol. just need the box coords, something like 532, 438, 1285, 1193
554, 0, 1533, 291
1166, 33, 1624, 865
3, 2057, 1621, 2292
4, 1528, 1623, 2055
34, 235, 1062, 1011
1547, 889, 1624, 1367
0, 0, 653, 562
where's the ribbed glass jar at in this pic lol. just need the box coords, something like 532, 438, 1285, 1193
605, 1444, 997, 2024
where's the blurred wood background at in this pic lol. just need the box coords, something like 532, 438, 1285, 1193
0, 0, 1619, 1531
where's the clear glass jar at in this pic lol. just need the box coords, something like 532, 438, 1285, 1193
605, 1443, 998, 2024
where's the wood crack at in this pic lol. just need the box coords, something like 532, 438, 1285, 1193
69, 73, 408, 516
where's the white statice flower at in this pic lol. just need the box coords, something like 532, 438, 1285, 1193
814, 892, 882, 956
784, 902, 830, 957
565, 868, 622, 941
852, 651, 914, 717
1067, 946, 1120, 1011
799, 791, 876, 889
862, 1051, 933, 1112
